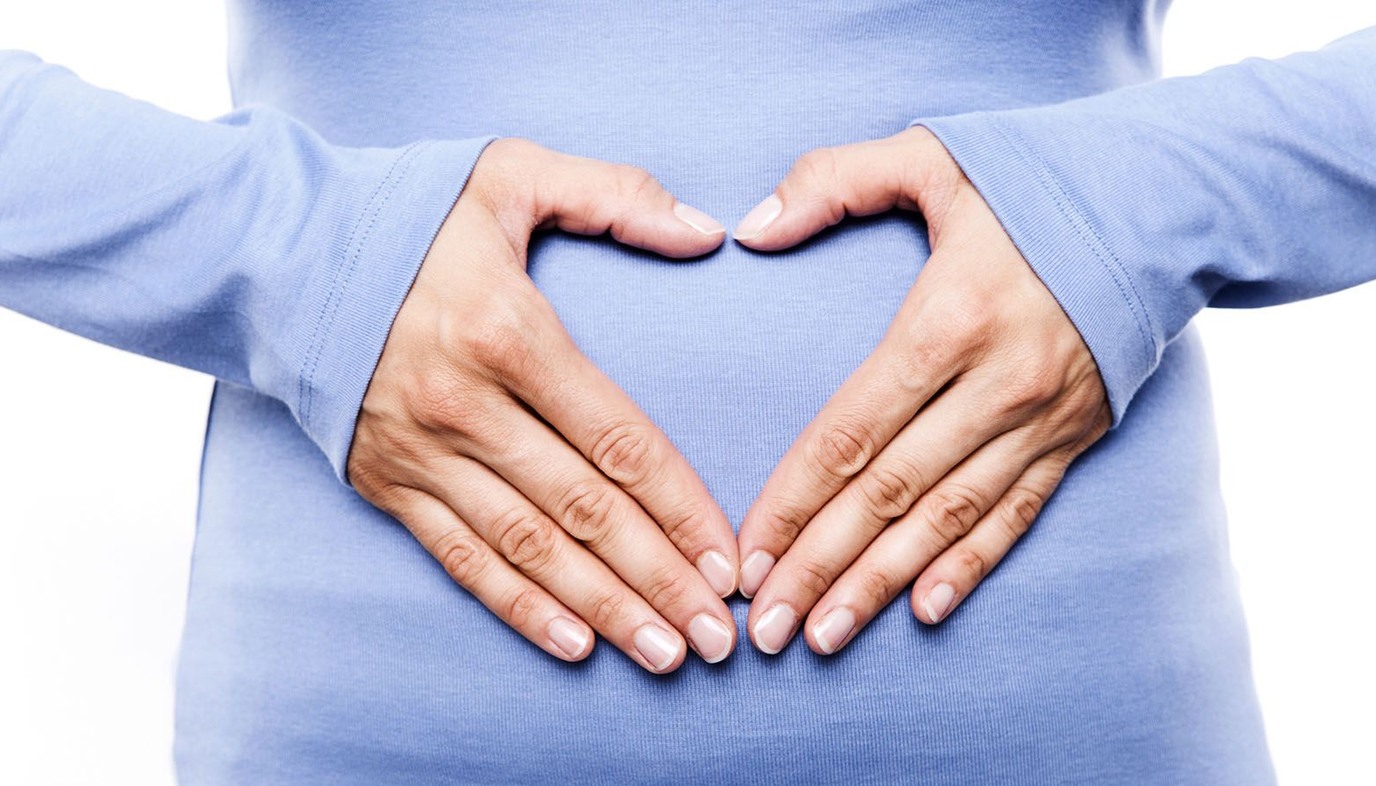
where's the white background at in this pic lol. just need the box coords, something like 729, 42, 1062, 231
2, 2, 1374, 783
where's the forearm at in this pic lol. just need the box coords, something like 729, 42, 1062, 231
910, 27, 1376, 422
0, 51, 495, 476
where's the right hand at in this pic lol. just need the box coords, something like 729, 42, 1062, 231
347, 138, 739, 673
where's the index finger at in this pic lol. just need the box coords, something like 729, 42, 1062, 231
488, 299, 740, 597
736, 299, 964, 597
732, 128, 952, 252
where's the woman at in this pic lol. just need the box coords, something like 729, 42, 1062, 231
4, 1, 1374, 782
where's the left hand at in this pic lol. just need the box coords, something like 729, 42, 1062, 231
733, 126, 1111, 655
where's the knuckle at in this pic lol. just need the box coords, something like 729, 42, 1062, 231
932, 293, 991, 346
952, 547, 990, 584
921, 485, 985, 543
504, 587, 543, 630
433, 527, 490, 586
1002, 487, 1046, 538
910, 139, 966, 219
640, 569, 692, 612
998, 364, 1063, 419
347, 458, 392, 502
792, 558, 836, 599
792, 147, 846, 224
410, 369, 468, 430
655, 504, 703, 551
1062, 376, 1111, 432
468, 304, 537, 376
1023, 366, 1064, 406
858, 463, 923, 521
856, 568, 900, 611
892, 334, 952, 395
810, 420, 874, 480
590, 422, 655, 486
587, 591, 628, 631
795, 147, 840, 186
616, 165, 660, 203
555, 482, 618, 543
470, 139, 546, 218
760, 505, 810, 545
493, 511, 559, 575
1087, 404, 1112, 442
384, 418, 443, 465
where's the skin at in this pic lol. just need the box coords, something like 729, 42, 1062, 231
733, 126, 1112, 656
347, 138, 741, 674
350, 127, 1108, 668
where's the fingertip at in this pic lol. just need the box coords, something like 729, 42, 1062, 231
909, 592, 930, 624
749, 601, 800, 655
673, 201, 726, 237
688, 613, 737, 665
547, 616, 594, 661
634, 624, 686, 674
654, 220, 727, 260
696, 549, 739, 598
739, 550, 776, 599
913, 581, 957, 625
810, 605, 858, 655
732, 194, 783, 245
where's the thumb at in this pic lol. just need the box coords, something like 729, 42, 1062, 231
732, 131, 947, 252
533, 149, 726, 259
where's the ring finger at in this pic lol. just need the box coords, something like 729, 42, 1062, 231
804, 443, 1074, 655
423, 454, 701, 673
747, 376, 1006, 653
389, 486, 594, 662
456, 400, 737, 661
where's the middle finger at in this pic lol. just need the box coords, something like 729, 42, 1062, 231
424, 453, 726, 671
746, 376, 1010, 653
458, 400, 738, 662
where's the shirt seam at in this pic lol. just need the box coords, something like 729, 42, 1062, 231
987, 117, 1161, 374
297, 139, 432, 431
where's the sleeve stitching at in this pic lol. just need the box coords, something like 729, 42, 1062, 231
297, 139, 432, 430
988, 117, 1161, 372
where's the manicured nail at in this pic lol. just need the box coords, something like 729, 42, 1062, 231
674, 202, 725, 235
688, 614, 734, 664
634, 624, 680, 672
922, 582, 956, 623
547, 616, 591, 659
696, 550, 738, 598
739, 551, 776, 598
733, 194, 782, 240
813, 606, 857, 655
752, 603, 799, 655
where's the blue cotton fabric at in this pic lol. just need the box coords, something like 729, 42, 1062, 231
3, 2, 1375, 783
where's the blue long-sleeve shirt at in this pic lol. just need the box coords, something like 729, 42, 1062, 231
0, 51, 493, 476
3, 2, 1373, 783
915, 26, 1376, 423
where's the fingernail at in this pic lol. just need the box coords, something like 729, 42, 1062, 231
739, 551, 776, 598
813, 606, 857, 655
696, 550, 738, 598
733, 194, 782, 240
752, 603, 799, 655
547, 616, 591, 659
673, 202, 725, 235
922, 582, 956, 624
688, 614, 734, 664
634, 624, 681, 672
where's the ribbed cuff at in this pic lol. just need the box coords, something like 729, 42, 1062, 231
297, 134, 499, 482
909, 114, 1158, 426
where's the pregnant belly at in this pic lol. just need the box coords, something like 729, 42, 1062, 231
175, 225, 1273, 785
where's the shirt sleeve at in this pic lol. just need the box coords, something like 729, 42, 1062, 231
908, 26, 1376, 426
0, 51, 498, 481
